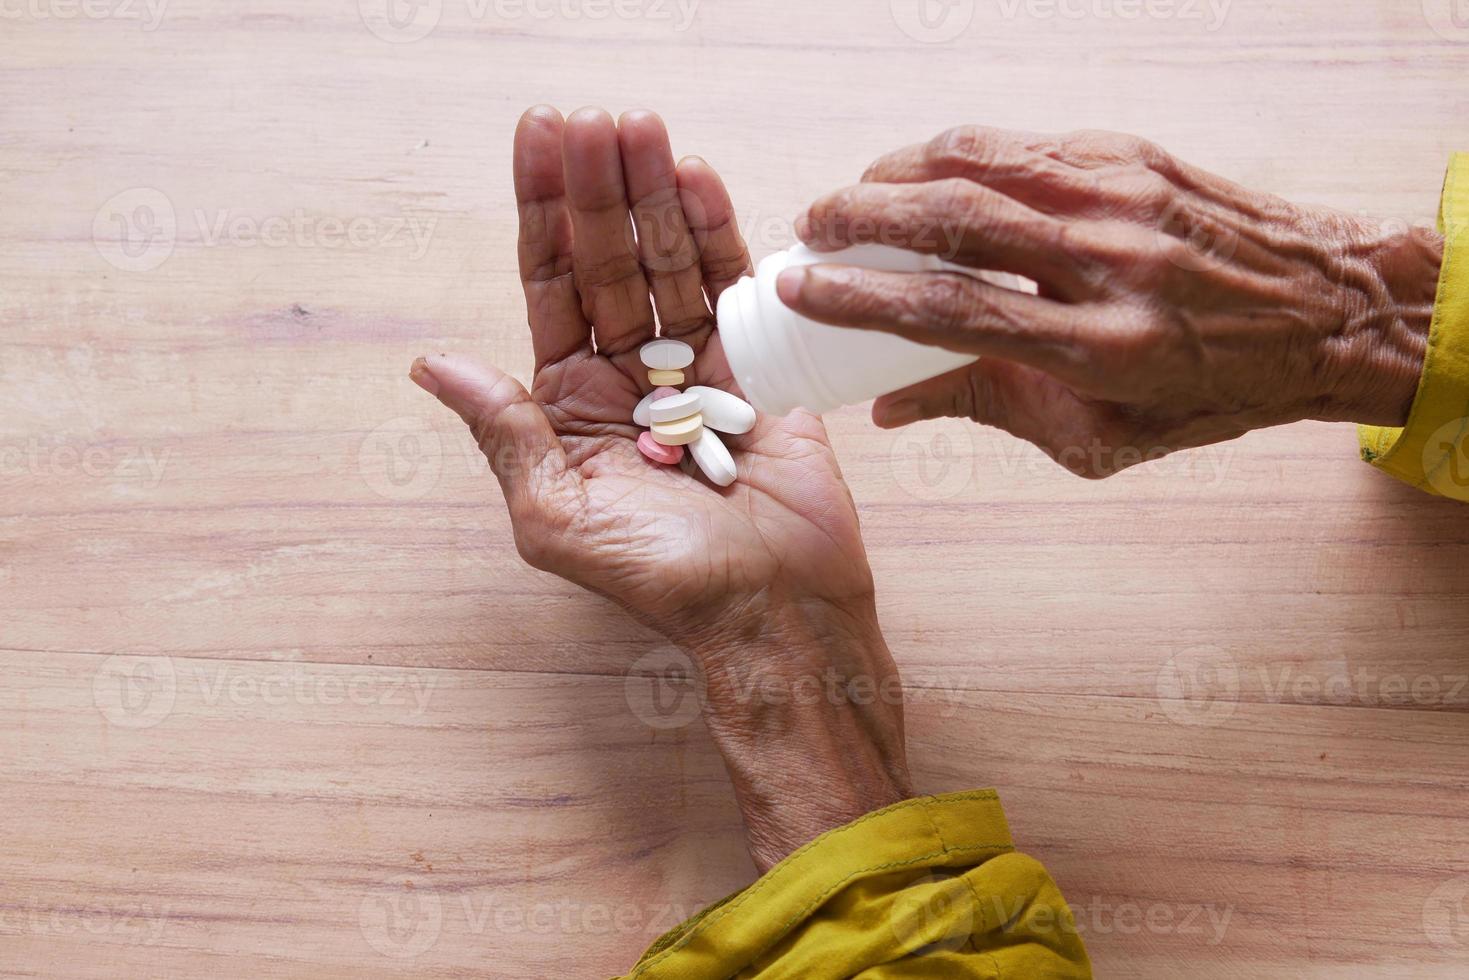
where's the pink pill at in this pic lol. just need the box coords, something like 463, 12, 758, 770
637, 431, 685, 465
651, 386, 681, 401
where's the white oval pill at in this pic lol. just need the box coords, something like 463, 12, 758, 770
649, 391, 702, 424
639, 338, 695, 371
689, 428, 737, 487
685, 386, 756, 435
633, 386, 681, 427
633, 391, 657, 428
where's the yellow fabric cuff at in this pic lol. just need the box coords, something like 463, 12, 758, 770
617, 791, 1092, 979
1358, 152, 1469, 500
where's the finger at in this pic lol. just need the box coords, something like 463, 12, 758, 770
409, 354, 574, 551
796, 180, 1091, 291
617, 110, 712, 340
562, 107, 656, 356
515, 106, 592, 371
860, 127, 1103, 216
776, 264, 1099, 390
873, 359, 1116, 477
675, 155, 753, 301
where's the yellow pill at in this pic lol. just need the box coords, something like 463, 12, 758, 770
650, 413, 703, 446
647, 369, 685, 387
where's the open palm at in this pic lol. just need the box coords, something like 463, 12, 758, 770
414, 107, 874, 637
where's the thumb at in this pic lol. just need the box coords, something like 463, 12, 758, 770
872, 359, 1082, 461
409, 353, 570, 524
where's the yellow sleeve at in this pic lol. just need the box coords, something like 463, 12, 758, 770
1359, 152, 1469, 500
616, 791, 1091, 979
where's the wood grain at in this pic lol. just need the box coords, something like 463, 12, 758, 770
4, 0, 1469, 975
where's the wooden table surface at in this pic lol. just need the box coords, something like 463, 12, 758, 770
5, 1, 1469, 976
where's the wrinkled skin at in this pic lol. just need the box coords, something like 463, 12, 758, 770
778, 126, 1444, 478
412, 106, 875, 643
414, 108, 911, 874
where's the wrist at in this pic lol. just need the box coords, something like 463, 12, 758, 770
678, 594, 914, 872
1324, 219, 1443, 426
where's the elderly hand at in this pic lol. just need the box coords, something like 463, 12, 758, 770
777, 127, 1445, 478
411, 106, 911, 869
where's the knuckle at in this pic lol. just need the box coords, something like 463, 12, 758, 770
927, 177, 982, 227
913, 274, 974, 333
925, 126, 996, 172
1110, 172, 1178, 218
576, 251, 643, 290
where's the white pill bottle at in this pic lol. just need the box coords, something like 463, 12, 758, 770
717, 244, 1010, 416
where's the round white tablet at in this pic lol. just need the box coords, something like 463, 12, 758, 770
649, 391, 702, 424
639, 338, 695, 371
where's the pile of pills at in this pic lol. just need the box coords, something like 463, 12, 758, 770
633, 338, 756, 487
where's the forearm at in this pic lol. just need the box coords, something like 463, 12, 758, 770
682, 595, 914, 873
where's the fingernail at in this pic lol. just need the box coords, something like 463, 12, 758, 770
776, 267, 807, 307
409, 356, 440, 397
874, 399, 923, 428
794, 214, 812, 240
